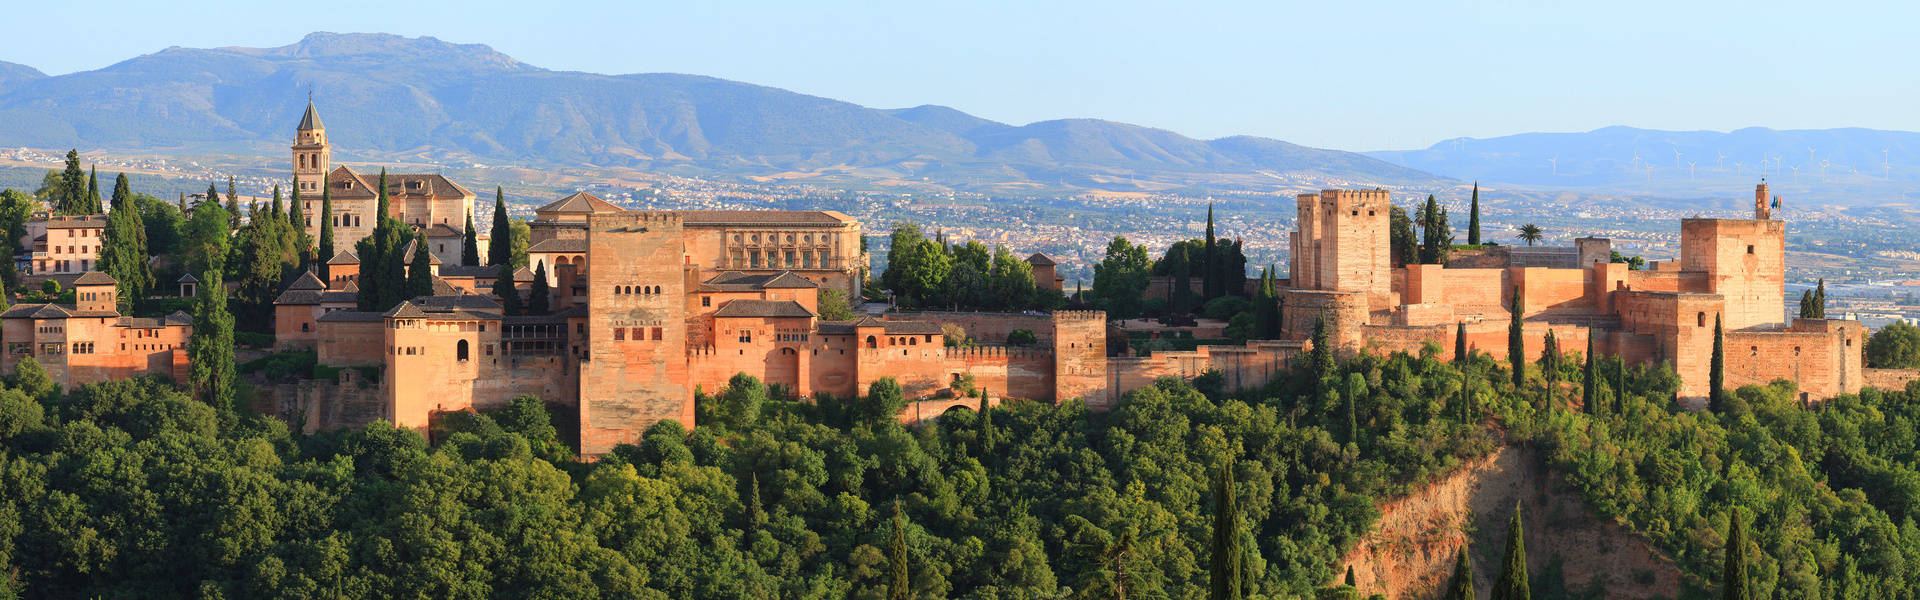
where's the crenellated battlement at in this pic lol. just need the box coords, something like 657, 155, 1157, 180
943, 346, 1050, 359
1055, 310, 1108, 322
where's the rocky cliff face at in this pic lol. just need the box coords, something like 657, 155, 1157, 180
1340, 446, 1685, 599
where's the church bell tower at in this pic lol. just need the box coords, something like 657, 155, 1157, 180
292, 99, 330, 194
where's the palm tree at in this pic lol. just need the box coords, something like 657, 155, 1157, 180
1517, 224, 1543, 246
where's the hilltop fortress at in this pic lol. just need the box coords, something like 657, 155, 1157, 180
267, 103, 1862, 455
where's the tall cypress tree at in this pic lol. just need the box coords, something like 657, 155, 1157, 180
97, 173, 150, 314
225, 176, 240, 231
1541, 330, 1559, 384
462, 211, 480, 266
528, 260, 551, 316
1445, 544, 1474, 600
204, 182, 220, 211
1798, 289, 1814, 319
1467, 182, 1482, 245
889, 499, 910, 600
1311, 314, 1336, 383
1209, 462, 1242, 600
1710, 313, 1726, 411
1202, 205, 1217, 300
1813, 279, 1827, 318
978, 391, 995, 457
1345, 565, 1357, 588
1455, 321, 1470, 363
58, 150, 85, 214
407, 231, 434, 301
1616, 357, 1629, 414
287, 181, 311, 270
1419, 194, 1441, 264
488, 187, 511, 266
1723, 507, 1750, 600
495, 262, 522, 316
1583, 335, 1597, 414
86, 167, 101, 214
318, 183, 335, 281
356, 170, 410, 312
1491, 502, 1529, 600
189, 270, 236, 417
1509, 285, 1526, 388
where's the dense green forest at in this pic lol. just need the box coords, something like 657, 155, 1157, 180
4, 332, 1920, 598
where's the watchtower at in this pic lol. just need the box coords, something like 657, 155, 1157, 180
578, 211, 693, 455
1289, 189, 1393, 310
291, 100, 329, 195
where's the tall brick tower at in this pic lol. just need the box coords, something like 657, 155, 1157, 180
578, 212, 693, 455
1754, 181, 1771, 220
1053, 310, 1111, 408
1681, 183, 1786, 330
291, 99, 329, 195
1288, 189, 1393, 310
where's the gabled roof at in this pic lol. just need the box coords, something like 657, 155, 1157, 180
1025, 253, 1056, 266
274, 289, 323, 305
319, 291, 358, 303
700, 271, 819, 292
527, 239, 587, 253
42, 215, 107, 229
325, 166, 474, 201
424, 223, 465, 238
761, 271, 818, 289
177, 273, 199, 284
383, 302, 428, 319
285, 271, 326, 291
2, 304, 71, 319
401, 239, 444, 265
853, 315, 885, 328
535, 192, 625, 214
298, 100, 325, 130
415, 295, 503, 310
339, 280, 360, 293
327, 251, 360, 265
71, 271, 117, 286
712, 299, 816, 319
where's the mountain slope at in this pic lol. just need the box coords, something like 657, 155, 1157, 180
0, 32, 1444, 190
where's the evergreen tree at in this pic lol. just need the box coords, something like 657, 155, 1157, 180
1251, 269, 1277, 340
97, 173, 151, 314
203, 182, 219, 211
1723, 507, 1750, 600
1467, 182, 1482, 245
318, 183, 335, 281
1813, 279, 1827, 318
355, 170, 410, 312
1455, 321, 1470, 363
86, 167, 101, 214
889, 499, 910, 600
1445, 545, 1474, 600
1491, 502, 1529, 600
225, 176, 240, 230
1311, 314, 1336, 384
1345, 565, 1357, 588
1616, 357, 1629, 414
1583, 335, 1597, 414
1202, 204, 1217, 300
1509, 285, 1526, 388
58, 150, 85, 214
189, 270, 236, 416
1389, 205, 1417, 268
462, 211, 480, 266
1419, 195, 1442, 264
1345, 372, 1364, 446
1798, 289, 1814, 319
978, 391, 995, 457
495, 262, 522, 316
489, 187, 511, 266
1710, 313, 1726, 411
528, 260, 551, 316
1541, 330, 1559, 384
1209, 462, 1242, 600
747, 473, 766, 532
407, 231, 434, 301
286, 182, 311, 270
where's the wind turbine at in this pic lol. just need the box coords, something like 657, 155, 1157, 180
1790, 165, 1799, 183
1717, 151, 1726, 171
1688, 161, 1697, 179
1821, 159, 1831, 181
1674, 148, 1684, 168
1735, 161, 1743, 174
1549, 156, 1558, 175
1808, 147, 1817, 169
1886, 147, 1893, 180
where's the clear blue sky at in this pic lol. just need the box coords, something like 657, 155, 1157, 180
8, 0, 1915, 151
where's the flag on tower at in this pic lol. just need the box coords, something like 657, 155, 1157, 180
1772, 196, 1782, 209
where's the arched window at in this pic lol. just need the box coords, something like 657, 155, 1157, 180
1697, 312, 1706, 327
866, 336, 878, 349
909, 337, 917, 345
301, 322, 310, 332
457, 339, 470, 361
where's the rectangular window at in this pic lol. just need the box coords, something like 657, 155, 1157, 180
702, 296, 711, 307
651, 327, 662, 341
614, 328, 625, 341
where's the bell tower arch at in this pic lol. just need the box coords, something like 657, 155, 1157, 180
292, 98, 330, 194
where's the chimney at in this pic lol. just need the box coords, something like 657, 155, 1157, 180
1755, 181, 1771, 220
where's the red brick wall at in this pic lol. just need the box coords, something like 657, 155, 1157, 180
580, 212, 695, 456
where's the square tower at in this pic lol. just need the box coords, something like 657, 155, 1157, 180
579, 212, 693, 455
1290, 189, 1393, 310
1680, 218, 1786, 331
291, 100, 329, 195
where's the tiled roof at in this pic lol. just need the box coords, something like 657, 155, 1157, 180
535, 192, 625, 214
1025, 253, 1056, 266
712, 299, 816, 318
327, 251, 360, 265
400, 239, 443, 265
298, 100, 325, 130
42, 215, 107, 229
285, 271, 326, 291
504, 314, 574, 325
884, 321, 945, 335
316, 310, 385, 323
680, 211, 853, 225
551, 305, 589, 319
383, 302, 428, 319
176, 272, 199, 283
700, 271, 819, 292
1, 304, 70, 319
430, 277, 460, 296
761, 271, 818, 289
437, 265, 498, 278
166, 310, 193, 326
274, 289, 323, 305
325, 166, 474, 201
815, 321, 857, 334
339, 280, 360, 293
853, 316, 886, 328
527, 239, 586, 253
319, 291, 358, 303
415, 295, 503, 310
424, 223, 465, 238
71, 271, 117, 286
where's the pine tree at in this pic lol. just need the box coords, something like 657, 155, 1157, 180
97, 173, 151, 314
1203, 204, 1218, 300
1491, 502, 1529, 600
528, 260, 550, 315
1723, 507, 1750, 600
189, 270, 236, 417
225, 176, 241, 231
1710, 313, 1726, 411
1813, 279, 1827, 319
495, 262, 522, 316
748, 473, 766, 531
462, 211, 480, 266
1583, 335, 1597, 414
58, 150, 85, 214
407, 231, 434, 301
1467, 182, 1482, 245
1509, 285, 1526, 388
1345, 565, 1357, 588
1455, 321, 1470, 363
889, 499, 910, 600
1445, 544, 1474, 600
488, 187, 511, 266
86, 167, 101, 214
1209, 462, 1242, 600
318, 183, 335, 281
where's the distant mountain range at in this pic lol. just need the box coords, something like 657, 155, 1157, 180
1365, 126, 1920, 204
0, 32, 1441, 192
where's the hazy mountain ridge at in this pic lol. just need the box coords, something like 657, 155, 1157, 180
0, 32, 1441, 190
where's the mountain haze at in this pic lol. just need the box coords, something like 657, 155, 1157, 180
0, 32, 1440, 191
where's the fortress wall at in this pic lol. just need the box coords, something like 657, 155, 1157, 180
1279, 289, 1369, 351
1625, 270, 1710, 293
272, 369, 387, 434
1365, 320, 1595, 363
896, 311, 1056, 344
857, 345, 949, 399
1109, 340, 1306, 398
1440, 268, 1509, 308
317, 320, 385, 367
1864, 368, 1920, 393
1724, 327, 1854, 400
1054, 311, 1112, 406
1517, 267, 1596, 314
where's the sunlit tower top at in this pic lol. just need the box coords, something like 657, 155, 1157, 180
292, 99, 330, 194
